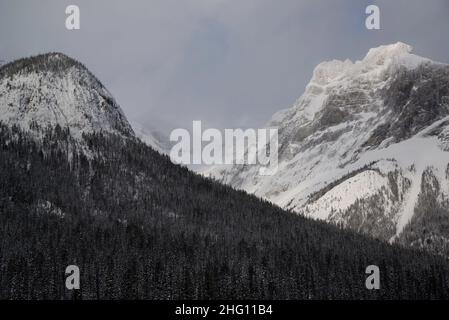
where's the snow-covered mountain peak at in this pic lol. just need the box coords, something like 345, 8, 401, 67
363, 42, 413, 63
310, 43, 428, 87
311, 59, 353, 85
0, 52, 134, 139
209, 44, 449, 247
285, 43, 433, 126
359, 42, 431, 72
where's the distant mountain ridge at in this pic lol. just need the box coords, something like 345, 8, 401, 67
209, 43, 449, 254
130, 121, 171, 155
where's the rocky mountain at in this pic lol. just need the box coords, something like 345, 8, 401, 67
2, 51, 449, 299
0, 53, 134, 140
0, 52, 170, 154
209, 43, 449, 253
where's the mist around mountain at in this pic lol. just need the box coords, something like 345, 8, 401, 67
209, 43, 449, 256
1, 52, 449, 299
130, 120, 171, 155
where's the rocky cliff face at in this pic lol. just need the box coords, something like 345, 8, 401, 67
209, 43, 449, 252
0, 53, 134, 140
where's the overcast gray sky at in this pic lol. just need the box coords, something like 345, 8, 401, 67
1, 0, 448, 134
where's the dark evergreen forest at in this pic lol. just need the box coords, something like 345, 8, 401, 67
1, 122, 449, 300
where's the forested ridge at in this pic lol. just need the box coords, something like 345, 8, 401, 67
1, 122, 449, 300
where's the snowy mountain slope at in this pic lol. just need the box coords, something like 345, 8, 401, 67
209, 43, 449, 247
0, 53, 134, 139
